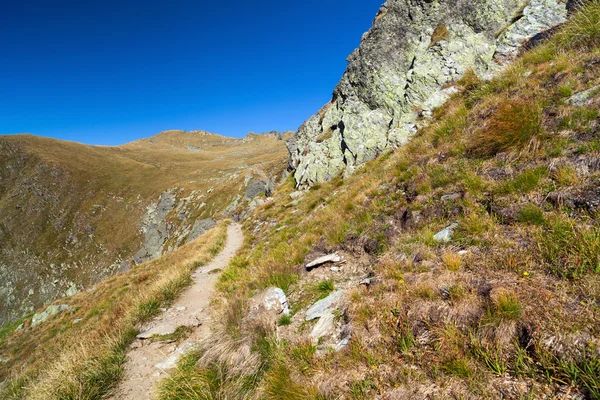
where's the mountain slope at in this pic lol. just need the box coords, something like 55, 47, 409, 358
287, 0, 572, 188
0, 131, 288, 327
157, 4, 600, 399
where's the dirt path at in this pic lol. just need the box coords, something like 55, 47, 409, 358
109, 223, 244, 400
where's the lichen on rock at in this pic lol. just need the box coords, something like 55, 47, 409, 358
287, 0, 569, 188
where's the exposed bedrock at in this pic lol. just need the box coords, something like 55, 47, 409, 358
287, 0, 569, 188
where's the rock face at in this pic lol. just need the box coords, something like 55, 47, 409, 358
287, 0, 569, 187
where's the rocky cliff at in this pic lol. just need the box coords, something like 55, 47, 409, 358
287, 0, 571, 187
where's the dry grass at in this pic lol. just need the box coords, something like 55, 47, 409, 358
0, 131, 287, 328
15, 3, 600, 399
0, 222, 229, 399
167, 5, 600, 397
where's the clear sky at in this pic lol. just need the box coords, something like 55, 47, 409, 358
0, 0, 383, 145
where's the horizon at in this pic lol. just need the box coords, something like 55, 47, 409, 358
0, 0, 383, 146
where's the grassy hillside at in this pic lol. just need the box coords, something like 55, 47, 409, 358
159, 4, 600, 399
0, 131, 287, 327
0, 221, 229, 399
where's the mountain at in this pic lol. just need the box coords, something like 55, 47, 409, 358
287, 0, 573, 188
0, 131, 288, 327
2, 0, 600, 399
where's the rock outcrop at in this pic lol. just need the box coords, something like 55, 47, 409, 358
287, 0, 569, 188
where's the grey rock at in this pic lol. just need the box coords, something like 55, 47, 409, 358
65, 283, 78, 297
31, 304, 71, 327
335, 337, 350, 351
247, 287, 290, 323
137, 323, 181, 339
433, 223, 459, 243
155, 342, 195, 371
188, 218, 216, 242
306, 253, 342, 270
306, 290, 344, 321
185, 145, 203, 152
289, 191, 305, 200
567, 85, 600, 107
441, 193, 461, 201
134, 191, 176, 264
244, 179, 266, 200
310, 310, 336, 344
288, 0, 569, 188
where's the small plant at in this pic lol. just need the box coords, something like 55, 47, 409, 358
448, 284, 467, 301
278, 314, 292, 326
496, 166, 548, 195
539, 219, 600, 278
517, 204, 545, 225
396, 322, 415, 355
442, 356, 472, 378
493, 291, 521, 320
552, 165, 581, 187
442, 251, 461, 271
415, 285, 436, 300
430, 24, 450, 46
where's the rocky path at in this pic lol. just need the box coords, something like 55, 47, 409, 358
109, 223, 244, 400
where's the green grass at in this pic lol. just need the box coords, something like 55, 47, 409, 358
493, 291, 521, 321
517, 204, 545, 225
539, 219, 600, 278
278, 314, 292, 326
442, 357, 472, 378
496, 166, 548, 195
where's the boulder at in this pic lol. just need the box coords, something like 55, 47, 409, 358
244, 179, 266, 200
309, 310, 336, 344
433, 223, 459, 243
188, 218, 216, 242
567, 85, 600, 107
246, 287, 290, 328
306, 290, 344, 321
289, 191, 305, 200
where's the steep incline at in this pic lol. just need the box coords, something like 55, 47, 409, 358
288, 0, 572, 187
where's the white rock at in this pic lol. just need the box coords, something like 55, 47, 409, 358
306, 254, 342, 270
567, 85, 600, 107
261, 287, 290, 316
289, 191, 305, 200
155, 342, 195, 371
335, 337, 350, 351
433, 223, 459, 243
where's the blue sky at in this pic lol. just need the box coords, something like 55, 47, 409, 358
0, 0, 383, 145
